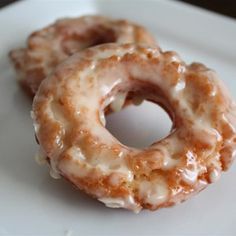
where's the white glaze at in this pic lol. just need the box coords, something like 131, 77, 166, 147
209, 169, 221, 183
139, 179, 169, 206
49, 167, 61, 179
68, 146, 86, 161
31, 111, 40, 134
153, 135, 182, 170
110, 92, 127, 112
181, 168, 198, 185
162, 154, 179, 170
35, 148, 47, 166
98, 196, 140, 213
174, 79, 186, 92
62, 147, 134, 182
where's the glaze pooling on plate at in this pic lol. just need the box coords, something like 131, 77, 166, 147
32, 43, 236, 212
9, 15, 156, 96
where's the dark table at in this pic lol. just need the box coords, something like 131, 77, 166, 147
178, 0, 236, 19
0, 0, 236, 19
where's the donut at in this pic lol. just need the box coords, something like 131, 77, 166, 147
9, 15, 156, 96
32, 44, 236, 212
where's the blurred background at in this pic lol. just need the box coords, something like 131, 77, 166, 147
0, 0, 236, 19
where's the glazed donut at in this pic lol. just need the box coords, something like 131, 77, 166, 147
32, 44, 236, 212
9, 15, 156, 96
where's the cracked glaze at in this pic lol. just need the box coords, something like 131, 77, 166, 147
32, 44, 236, 212
9, 15, 156, 96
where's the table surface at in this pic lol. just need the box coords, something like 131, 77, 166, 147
0, 0, 236, 19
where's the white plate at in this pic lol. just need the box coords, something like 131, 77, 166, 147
1, 0, 236, 235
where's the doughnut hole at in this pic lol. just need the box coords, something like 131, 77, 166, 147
62, 27, 117, 55
105, 100, 172, 149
